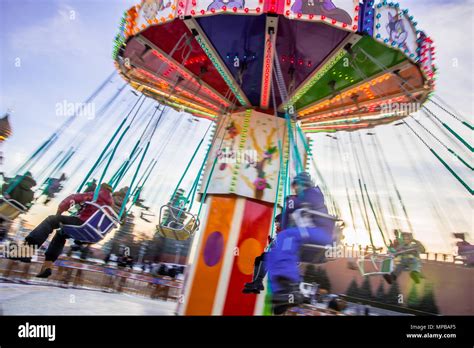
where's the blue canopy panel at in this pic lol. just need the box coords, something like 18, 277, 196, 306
197, 15, 267, 106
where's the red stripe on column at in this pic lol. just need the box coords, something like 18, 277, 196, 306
222, 199, 273, 315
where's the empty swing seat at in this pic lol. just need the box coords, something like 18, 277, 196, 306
0, 196, 27, 221
157, 204, 199, 241
61, 202, 119, 243
357, 254, 394, 276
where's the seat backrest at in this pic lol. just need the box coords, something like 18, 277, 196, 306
81, 203, 118, 236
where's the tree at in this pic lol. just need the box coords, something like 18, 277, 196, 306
385, 280, 402, 306
346, 278, 359, 297
375, 281, 386, 302
318, 267, 332, 292
302, 266, 331, 292
303, 264, 317, 283
359, 277, 373, 300
407, 283, 420, 309
418, 283, 440, 314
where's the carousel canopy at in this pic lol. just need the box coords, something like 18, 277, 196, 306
113, 0, 436, 132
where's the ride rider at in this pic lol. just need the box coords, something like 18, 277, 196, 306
242, 214, 282, 294
384, 231, 425, 284
266, 172, 335, 314
9, 183, 114, 278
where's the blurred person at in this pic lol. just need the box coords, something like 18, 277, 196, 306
2, 172, 36, 209
9, 183, 113, 278
242, 214, 282, 294
267, 172, 336, 313
384, 231, 425, 284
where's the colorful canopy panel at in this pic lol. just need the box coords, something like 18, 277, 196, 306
113, 0, 436, 132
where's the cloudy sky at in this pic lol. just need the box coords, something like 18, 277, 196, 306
0, 0, 472, 253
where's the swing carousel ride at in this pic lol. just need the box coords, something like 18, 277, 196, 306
1, 0, 472, 316
108, 0, 471, 315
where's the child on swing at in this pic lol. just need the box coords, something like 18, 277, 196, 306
10, 183, 114, 278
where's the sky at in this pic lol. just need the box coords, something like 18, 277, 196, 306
0, 0, 472, 254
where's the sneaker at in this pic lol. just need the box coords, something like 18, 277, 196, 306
242, 281, 264, 294
36, 268, 52, 278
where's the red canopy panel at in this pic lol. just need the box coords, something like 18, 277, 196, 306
141, 20, 239, 106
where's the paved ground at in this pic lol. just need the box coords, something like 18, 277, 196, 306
0, 282, 177, 315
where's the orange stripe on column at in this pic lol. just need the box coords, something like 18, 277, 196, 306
184, 196, 236, 315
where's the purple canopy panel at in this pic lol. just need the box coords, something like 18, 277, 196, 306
274, 18, 348, 106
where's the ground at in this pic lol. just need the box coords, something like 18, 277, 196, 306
0, 282, 177, 315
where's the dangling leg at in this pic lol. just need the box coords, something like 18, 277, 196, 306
37, 231, 67, 278
385, 257, 408, 284
243, 253, 267, 294
7, 215, 61, 262
25, 215, 83, 277
266, 228, 304, 312
267, 226, 333, 313
408, 257, 423, 284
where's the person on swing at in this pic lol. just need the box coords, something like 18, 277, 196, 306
266, 172, 335, 314
242, 214, 283, 294
10, 183, 114, 278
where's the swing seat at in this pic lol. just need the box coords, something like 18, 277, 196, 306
293, 208, 341, 264
0, 197, 27, 221
157, 204, 199, 241
61, 202, 119, 243
357, 254, 394, 276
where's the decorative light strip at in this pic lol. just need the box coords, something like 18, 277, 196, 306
166, 100, 217, 121
286, 49, 346, 108
130, 77, 218, 117
359, 0, 375, 35
305, 137, 313, 172
299, 73, 392, 116
303, 95, 408, 122
112, 11, 128, 59
303, 112, 401, 127
260, 17, 278, 109
122, 2, 177, 37
283, 1, 359, 32
148, 91, 217, 119
303, 123, 370, 132
229, 110, 251, 193
278, 121, 290, 206
147, 46, 231, 108
417, 32, 436, 82
186, 0, 261, 17
134, 67, 221, 112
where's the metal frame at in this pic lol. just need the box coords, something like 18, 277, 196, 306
357, 253, 394, 276
157, 204, 200, 241
0, 196, 27, 221
61, 202, 120, 243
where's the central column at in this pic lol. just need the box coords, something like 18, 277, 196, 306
180, 109, 299, 315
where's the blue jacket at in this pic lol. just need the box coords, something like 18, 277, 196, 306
282, 186, 335, 234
